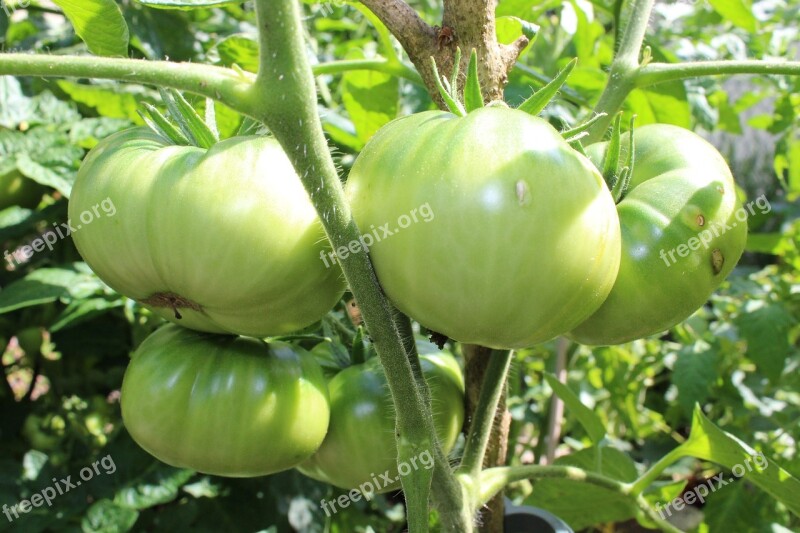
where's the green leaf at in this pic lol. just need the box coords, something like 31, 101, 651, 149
51, 0, 130, 57
495, 15, 538, 47
707, 0, 758, 32
734, 303, 794, 381
543, 373, 606, 445
342, 51, 400, 147
0, 266, 103, 313
15, 153, 74, 197
56, 81, 145, 123
517, 58, 577, 116
50, 296, 125, 332
464, 49, 484, 112
672, 343, 717, 414
677, 406, 800, 517
215, 34, 259, 74
114, 466, 194, 510
526, 447, 639, 530
82, 500, 139, 533
775, 135, 800, 201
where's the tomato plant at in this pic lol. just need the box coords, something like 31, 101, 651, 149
69, 127, 345, 337
570, 125, 748, 345
346, 107, 621, 349
298, 342, 464, 491
120, 324, 330, 477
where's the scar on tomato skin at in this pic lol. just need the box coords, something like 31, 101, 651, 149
516, 180, 531, 206
140, 292, 204, 320
716, 185, 725, 194
711, 249, 725, 274
697, 214, 706, 226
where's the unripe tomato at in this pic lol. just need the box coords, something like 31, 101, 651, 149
69, 128, 345, 337
569, 125, 748, 345
298, 343, 464, 492
121, 325, 330, 477
346, 107, 621, 349
0, 169, 44, 210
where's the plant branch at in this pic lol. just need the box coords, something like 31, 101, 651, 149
479, 466, 683, 533
0, 54, 253, 116
313, 58, 423, 84
586, 0, 654, 142
458, 350, 513, 478
635, 60, 800, 87
359, 0, 436, 57
629, 446, 686, 496
543, 337, 569, 464
250, 1, 466, 531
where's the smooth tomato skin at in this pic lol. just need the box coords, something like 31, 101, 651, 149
346, 107, 621, 349
120, 325, 330, 477
298, 344, 464, 491
69, 128, 345, 337
569, 125, 748, 345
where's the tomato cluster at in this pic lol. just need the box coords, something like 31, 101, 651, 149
70, 129, 347, 476
347, 109, 746, 348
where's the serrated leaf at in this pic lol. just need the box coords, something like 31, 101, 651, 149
114, 466, 194, 510
15, 154, 74, 197
82, 500, 139, 533
672, 344, 717, 414
544, 373, 606, 444
52, 0, 129, 57
677, 406, 800, 517
735, 303, 794, 381
56, 81, 144, 123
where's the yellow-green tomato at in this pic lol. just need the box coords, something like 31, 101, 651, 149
570, 125, 748, 345
298, 346, 464, 492
68, 128, 345, 337
120, 325, 330, 477
346, 107, 621, 349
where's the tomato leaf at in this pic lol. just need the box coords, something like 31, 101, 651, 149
517, 58, 577, 116
51, 0, 129, 57
544, 373, 606, 445
707, 0, 758, 33
676, 406, 800, 517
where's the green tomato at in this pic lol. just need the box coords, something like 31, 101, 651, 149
298, 343, 464, 492
69, 128, 345, 337
0, 169, 43, 211
346, 107, 621, 349
120, 325, 330, 477
569, 125, 748, 345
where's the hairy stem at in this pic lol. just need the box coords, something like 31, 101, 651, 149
586, 0, 654, 142
250, 1, 465, 531
635, 60, 800, 87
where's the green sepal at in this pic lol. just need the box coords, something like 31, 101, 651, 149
517, 58, 577, 116
602, 113, 623, 191
561, 112, 608, 142
139, 103, 190, 146
159, 88, 218, 149
430, 56, 466, 117
464, 48, 484, 112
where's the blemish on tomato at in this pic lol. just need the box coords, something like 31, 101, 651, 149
716, 185, 724, 194
711, 249, 724, 274
697, 214, 705, 226
516, 180, 531, 206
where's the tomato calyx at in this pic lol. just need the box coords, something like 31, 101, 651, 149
140, 291, 204, 320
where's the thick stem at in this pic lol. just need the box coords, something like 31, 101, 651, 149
250, 1, 465, 531
543, 338, 569, 464
0, 54, 253, 116
458, 350, 514, 478
462, 345, 511, 533
586, 0, 654, 142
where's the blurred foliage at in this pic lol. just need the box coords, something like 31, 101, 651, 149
0, 0, 799, 531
